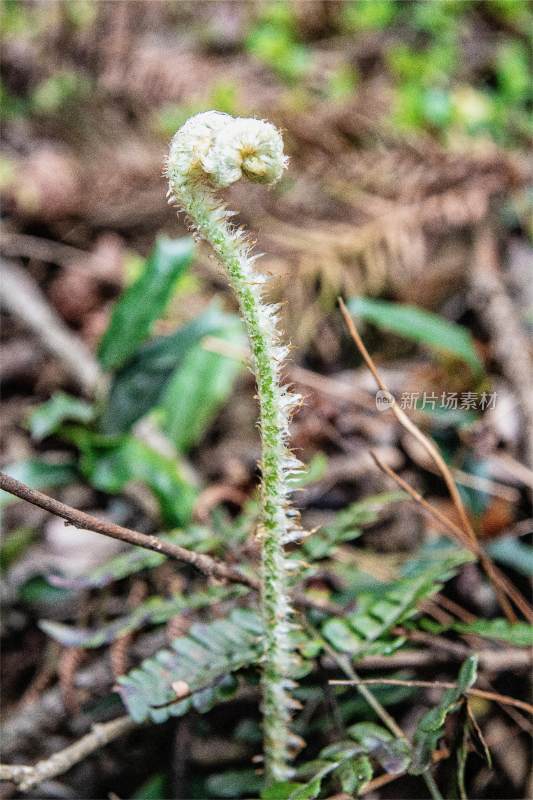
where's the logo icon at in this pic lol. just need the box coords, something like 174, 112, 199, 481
375, 390, 394, 412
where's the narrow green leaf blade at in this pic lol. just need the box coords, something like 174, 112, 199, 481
69, 429, 197, 527
159, 318, 244, 452
453, 618, 533, 647
348, 297, 483, 375
411, 655, 478, 774
100, 306, 236, 435
98, 236, 194, 371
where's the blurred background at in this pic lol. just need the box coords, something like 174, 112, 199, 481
1, 2, 532, 799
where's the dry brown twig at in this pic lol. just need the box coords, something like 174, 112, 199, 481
0, 472, 341, 615
330, 678, 533, 716
0, 716, 137, 791
369, 451, 533, 622
1, 232, 88, 268
0, 472, 258, 589
338, 297, 532, 623
0, 259, 102, 395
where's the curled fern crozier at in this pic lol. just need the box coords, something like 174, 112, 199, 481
166, 111, 302, 782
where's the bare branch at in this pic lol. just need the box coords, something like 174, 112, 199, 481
0, 715, 136, 791
0, 259, 102, 395
0, 472, 259, 590
0, 473, 341, 614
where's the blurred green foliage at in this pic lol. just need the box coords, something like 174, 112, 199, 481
326, 63, 359, 102
342, 0, 398, 31
155, 82, 241, 139
381, 1, 532, 142
98, 237, 194, 371
31, 70, 91, 115
11, 238, 245, 529
0, 459, 78, 508
348, 296, 484, 377
2, 0, 530, 146
246, 1, 311, 83
0, 527, 37, 570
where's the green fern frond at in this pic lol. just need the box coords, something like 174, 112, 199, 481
116, 609, 263, 724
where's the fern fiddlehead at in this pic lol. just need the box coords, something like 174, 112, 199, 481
166, 112, 302, 782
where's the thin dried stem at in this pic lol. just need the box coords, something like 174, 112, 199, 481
338, 297, 530, 622
339, 297, 473, 542
369, 452, 533, 622
330, 679, 533, 715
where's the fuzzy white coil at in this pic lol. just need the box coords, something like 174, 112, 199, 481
168, 111, 287, 189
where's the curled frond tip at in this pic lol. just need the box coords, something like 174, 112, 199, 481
167, 111, 287, 190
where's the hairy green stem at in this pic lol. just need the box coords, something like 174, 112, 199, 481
166, 112, 300, 781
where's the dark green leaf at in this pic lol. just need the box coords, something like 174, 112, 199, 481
322, 618, 364, 653
280, 744, 374, 799
289, 763, 338, 800
18, 576, 72, 606
132, 773, 168, 800
67, 428, 197, 528
159, 317, 244, 452
323, 551, 471, 657
0, 459, 78, 508
0, 527, 37, 569
348, 722, 411, 774
337, 755, 373, 794
411, 656, 478, 774
28, 392, 94, 441
100, 305, 237, 435
348, 297, 483, 375
206, 770, 263, 798
262, 782, 302, 800
98, 236, 194, 370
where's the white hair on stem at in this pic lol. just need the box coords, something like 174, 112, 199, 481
166, 112, 302, 783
